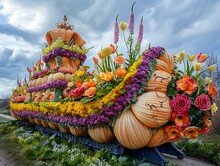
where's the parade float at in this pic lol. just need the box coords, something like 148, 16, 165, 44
10, 4, 218, 165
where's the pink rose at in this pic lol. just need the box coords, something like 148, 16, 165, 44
70, 87, 84, 98
200, 127, 209, 134
194, 94, 211, 111
170, 94, 191, 113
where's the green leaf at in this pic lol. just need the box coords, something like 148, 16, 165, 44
42, 150, 53, 159
107, 102, 114, 107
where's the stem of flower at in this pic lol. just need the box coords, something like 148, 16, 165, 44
123, 31, 129, 50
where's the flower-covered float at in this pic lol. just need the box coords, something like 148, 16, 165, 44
10, 7, 218, 152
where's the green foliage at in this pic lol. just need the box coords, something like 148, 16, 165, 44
176, 138, 220, 166
0, 120, 151, 166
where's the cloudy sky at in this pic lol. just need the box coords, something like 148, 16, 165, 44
0, 0, 220, 98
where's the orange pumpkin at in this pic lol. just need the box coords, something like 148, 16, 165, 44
65, 73, 72, 82
36, 77, 43, 86
31, 79, 37, 87
28, 80, 33, 87
62, 87, 70, 98
34, 119, 42, 126
41, 120, 49, 128
69, 127, 87, 136
42, 75, 49, 84
158, 51, 175, 75
88, 126, 114, 143
53, 72, 65, 81
146, 70, 171, 94
146, 128, 169, 147
46, 28, 86, 46
28, 117, 35, 124
33, 92, 41, 102
131, 91, 172, 128
48, 74, 54, 82
48, 122, 58, 130
155, 59, 170, 74
113, 109, 152, 149
47, 90, 55, 101
40, 92, 46, 102
58, 125, 70, 133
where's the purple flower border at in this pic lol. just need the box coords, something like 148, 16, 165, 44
28, 80, 68, 93
14, 46, 164, 127
43, 47, 86, 63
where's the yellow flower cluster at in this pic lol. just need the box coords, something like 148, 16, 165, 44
42, 38, 89, 56
10, 55, 143, 118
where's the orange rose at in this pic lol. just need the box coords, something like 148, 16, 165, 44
99, 72, 114, 82
206, 84, 218, 99
176, 76, 197, 94
114, 56, 125, 65
116, 68, 127, 78
84, 87, 96, 97
93, 57, 99, 64
75, 79, 82, 88
82, 81, 96, 89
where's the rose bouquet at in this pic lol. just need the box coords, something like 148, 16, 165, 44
165, 51, 218, 141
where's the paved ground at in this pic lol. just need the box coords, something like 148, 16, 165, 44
0, 114, 217, 166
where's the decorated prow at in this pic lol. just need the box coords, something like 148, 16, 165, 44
10, 5, 218, 151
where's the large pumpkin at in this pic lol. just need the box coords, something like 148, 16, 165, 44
113, 109, 152, 149
155, 59, 170, 74
146, 128, 168, 147
88, 126, 114, 143
53, 72, 65, 81
146, 70, 171, 94
131, 91, 172, 128
46, 28, 86, 46
42, 75, 49, 84
158, 52, 175, 75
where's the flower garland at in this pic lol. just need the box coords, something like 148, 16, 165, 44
11, 46, 164, 128
42, 38, 89, 56
43, 48, 86, 63
28, 80, 68, 93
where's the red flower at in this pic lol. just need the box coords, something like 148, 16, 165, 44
206, 84, 218, 99
176, 76, 197, 94
197, 52, 208, 63
70, 87, 84, 98
171, 111, 190, 128
194, 94, 211, 111
170, 94, 191, 113
110, 44, 116, 53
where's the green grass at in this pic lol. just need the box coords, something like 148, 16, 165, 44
0, 121, 151, 166
176, 134, 220, 166
0, 109, 11, 115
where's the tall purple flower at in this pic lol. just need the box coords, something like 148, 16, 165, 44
129, 1, 136, 34
114, 14, 119, 43
137, 16, 143, 44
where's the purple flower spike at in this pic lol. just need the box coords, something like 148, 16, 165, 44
129, 1, 136, 34
114, 14, 119, 43
137, 16, 143, 44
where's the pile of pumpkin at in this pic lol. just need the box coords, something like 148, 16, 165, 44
88, 51, 175, 149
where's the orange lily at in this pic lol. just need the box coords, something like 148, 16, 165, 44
114, 56, 125, 65
97, 52, 104, 59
